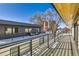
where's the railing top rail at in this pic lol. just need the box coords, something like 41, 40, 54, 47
0, 33, 50, 49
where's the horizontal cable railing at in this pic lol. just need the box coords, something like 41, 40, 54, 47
0, 33, 54, 56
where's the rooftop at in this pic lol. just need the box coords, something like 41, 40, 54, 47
0, 19, 41, 28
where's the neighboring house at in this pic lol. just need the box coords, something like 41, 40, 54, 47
0, 19, 41, 39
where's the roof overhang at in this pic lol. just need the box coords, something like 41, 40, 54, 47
52, 3, 79, 27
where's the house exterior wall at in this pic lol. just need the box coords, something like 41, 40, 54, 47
74, 19, 79, 49
74, 25, 78, 47
0, 24, 41, 39
76, 20, 79, 49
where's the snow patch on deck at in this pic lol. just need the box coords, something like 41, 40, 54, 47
52, 42, 58, 48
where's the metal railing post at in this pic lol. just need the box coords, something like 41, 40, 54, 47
10, 48, 11, 56
47, 35, 49, 48
30, 40, 32, 56
18, 46, 20, 56
54, 33, 56, 42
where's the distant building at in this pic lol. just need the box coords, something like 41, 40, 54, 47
63, 27, 71, 33
42, 21, 48, 32
50, 21, 57, 34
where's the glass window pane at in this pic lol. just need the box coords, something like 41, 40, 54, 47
25, 28, 28, 32
15, 27, 18, 33
5, 27, 12, 34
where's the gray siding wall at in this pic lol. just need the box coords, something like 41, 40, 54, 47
18, 27, 25, 34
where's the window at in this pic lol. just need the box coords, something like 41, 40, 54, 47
25, 28, 28, 32
15, 27, 18, 33
5, 27, 12, 34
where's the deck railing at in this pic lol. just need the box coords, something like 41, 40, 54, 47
0, 33, 54, 56
0, 32, 75, 56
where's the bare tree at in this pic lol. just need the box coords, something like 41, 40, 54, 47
44, 8, 58, 31
44, 8, 64, 42
30, 8, 62, 33
30, 12, 44, 25
30, 12, 45, 32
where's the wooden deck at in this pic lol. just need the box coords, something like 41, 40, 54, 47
24, 35, 73, 56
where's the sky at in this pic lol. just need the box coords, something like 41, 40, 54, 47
0, 3, 66, 28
